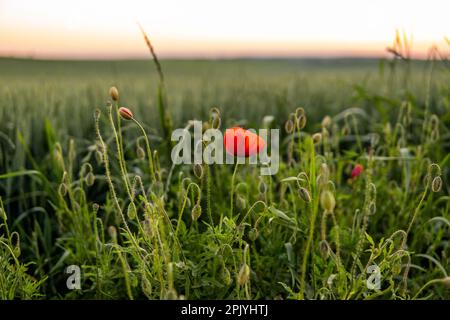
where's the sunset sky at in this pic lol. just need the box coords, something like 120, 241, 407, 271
0, 0, 448, 59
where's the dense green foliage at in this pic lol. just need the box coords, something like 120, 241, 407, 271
0, 57, 449, 299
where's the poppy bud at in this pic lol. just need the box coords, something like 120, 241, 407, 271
191, 204, 202, 221
142, 277, 152, 298
236, 195, 247, 210
211, 114, 221, 129
237, 263, 250, 285
95, 150, 103, 164
0, 208, 6, 221
392, 261, 402, 276
285, 119, 294, 133
321, 115, 332, 128
210, 107, 221, 117
443, 276, 450, 288
295, 107, 305, 119
220, 267, 232, 286
298, 187, 312, 203
320, 190, 336, 212
319, 240, 330, 259
185, 196, 191, 208
85, 172, 95, 186
248, 228, 259, 241
432, 176, 442, 193
119, 107, 133, 120
258, 179, 267, 194
202, 121, 210, 132
193, 164, 204, 179
127, 203, 137, 219
108, 226, 117, 239
13, 243, 21, 258
142, 218, 153, 238
109, 86, 119, 101
136, 146, 145, 160
312, 133, 322, 144
342, 125, 350, 136
296, 114, 307, 130
165, 288, 178, 300
369, 201, 376, 215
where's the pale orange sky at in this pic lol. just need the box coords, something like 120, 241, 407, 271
0, 0, 448, 59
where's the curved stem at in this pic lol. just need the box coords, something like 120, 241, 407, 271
406, 183, 429, 237
412, 278, 445, 299
133, 119, 157, 183
230, 162, 239, 217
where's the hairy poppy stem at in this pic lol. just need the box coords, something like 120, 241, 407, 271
132, 118, 157, 183
230, 162, 239, 217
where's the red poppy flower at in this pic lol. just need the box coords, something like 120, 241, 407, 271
351, 164, 364, 179
224, 127, 266, 157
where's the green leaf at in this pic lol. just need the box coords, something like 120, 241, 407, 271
0, 170, 43, 180
268, 206, 295, 223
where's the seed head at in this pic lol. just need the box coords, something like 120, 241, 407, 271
109, 86, 119, 101
119, 107, 133, 120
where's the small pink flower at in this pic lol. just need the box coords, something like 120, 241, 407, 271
351, 164, 364, 179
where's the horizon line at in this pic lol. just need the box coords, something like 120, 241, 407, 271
0, 54, 432, 62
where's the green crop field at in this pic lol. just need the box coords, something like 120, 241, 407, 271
0, 55, 449, 299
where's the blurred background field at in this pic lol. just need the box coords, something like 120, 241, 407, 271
1, 57, 448, 140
